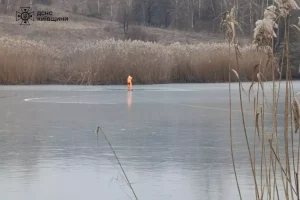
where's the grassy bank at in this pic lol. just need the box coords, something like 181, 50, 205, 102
0, 37, 271, 85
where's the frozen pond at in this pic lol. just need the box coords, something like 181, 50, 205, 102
0, 82, 297, 200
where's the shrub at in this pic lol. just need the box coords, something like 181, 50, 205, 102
125, 26, 158, 43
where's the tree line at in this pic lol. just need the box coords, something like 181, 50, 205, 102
1, 0, 280, 35
93, 0, 274, 35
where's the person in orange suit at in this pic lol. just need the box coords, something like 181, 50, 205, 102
127, 75, 132, 91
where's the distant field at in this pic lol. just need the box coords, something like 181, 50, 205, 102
0, 6, 266, 85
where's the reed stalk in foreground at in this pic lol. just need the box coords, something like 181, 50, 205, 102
95, 126, 139, 200
228, 0, 300, 199
221, 7, 243, 200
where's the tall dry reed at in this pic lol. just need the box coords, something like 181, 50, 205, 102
0, 37, 270, 85
227, 1, 300, 199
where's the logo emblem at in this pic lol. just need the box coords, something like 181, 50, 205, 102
16, 7, 34, 25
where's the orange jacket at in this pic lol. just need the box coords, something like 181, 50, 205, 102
127, 76, 132, 84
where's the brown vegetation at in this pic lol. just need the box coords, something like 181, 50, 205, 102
228, 1, 300, 199
0, 37, 270, 85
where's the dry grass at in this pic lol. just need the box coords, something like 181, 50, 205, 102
228, 1, 300, 199
0, 37, 270, 85
0, 8, 251, 47
0, 7, 256, 85
292, 97, 300, 133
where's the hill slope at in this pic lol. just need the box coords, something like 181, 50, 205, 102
0, 4, 252, 48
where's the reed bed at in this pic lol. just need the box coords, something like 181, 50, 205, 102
0, 37, 270, 85
226, 1, 300, 199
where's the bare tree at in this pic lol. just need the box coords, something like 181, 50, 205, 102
109, 0, 115, 21
140, 0, 156, 25
186, 0, 196, 29
168, 0, 182, 29
117, 0, 133, 34
250, 0, 253, 34
97, 0, 105, 15
198, 0, 201, 19
6, 0, 12, 11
